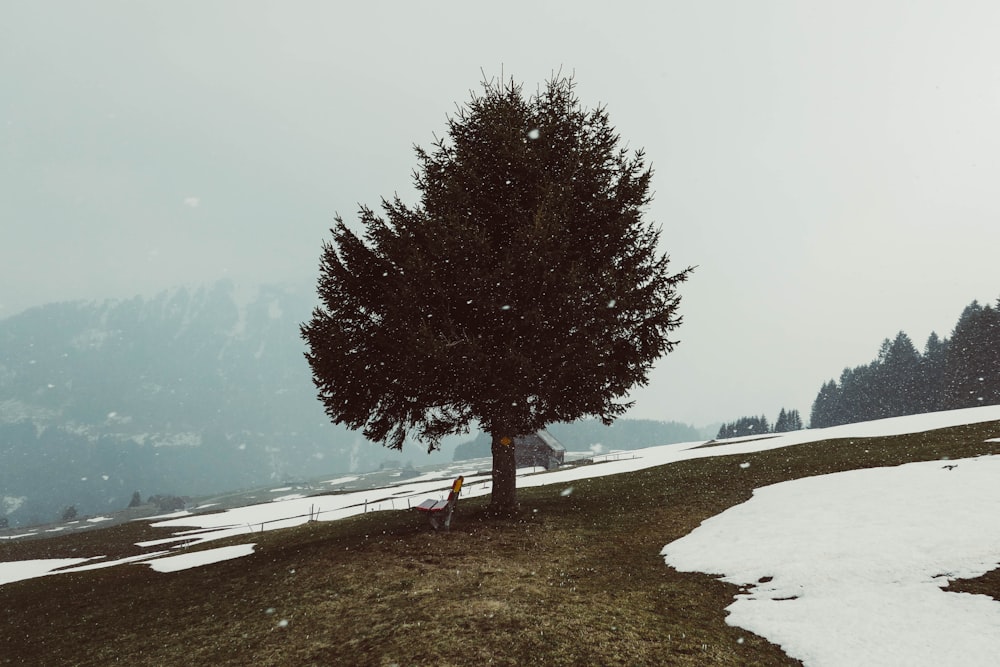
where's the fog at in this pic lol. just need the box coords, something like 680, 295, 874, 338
3, 1, 999, 425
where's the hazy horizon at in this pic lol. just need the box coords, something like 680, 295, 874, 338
4, 2, 999, 427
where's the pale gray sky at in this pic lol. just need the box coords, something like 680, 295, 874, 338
3, 2, 999, 427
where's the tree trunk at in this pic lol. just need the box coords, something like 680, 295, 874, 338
488, 431, 518, 514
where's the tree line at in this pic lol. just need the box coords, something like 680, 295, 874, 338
810, 297, 1000, 428
716, 408, 804, 439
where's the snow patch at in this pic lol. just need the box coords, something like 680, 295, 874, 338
140, 544, 256, 573
0, 558, 93, 585
271, 494, 306, 503
662, 456, 1000, 667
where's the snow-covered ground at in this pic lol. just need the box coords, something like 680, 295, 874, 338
662, 455, 1000, 666
2, 404, 1000, 666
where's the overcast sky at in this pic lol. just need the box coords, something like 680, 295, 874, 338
3, 2, 999, 427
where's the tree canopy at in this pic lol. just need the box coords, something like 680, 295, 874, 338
301, 76, 692, 510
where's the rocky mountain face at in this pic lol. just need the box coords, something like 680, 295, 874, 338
0, 281, 450, 527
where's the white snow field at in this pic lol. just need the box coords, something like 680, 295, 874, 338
2, 404, 999, 666
662, 455, 1000, 667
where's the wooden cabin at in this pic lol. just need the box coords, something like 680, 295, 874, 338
513, 429, 566, 470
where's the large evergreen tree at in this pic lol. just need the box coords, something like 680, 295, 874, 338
877, 331, 922, 417
916, 331, 949, 413
301, 77, 692, 512
943, 301, 1000, 408
810, 379, 841, 428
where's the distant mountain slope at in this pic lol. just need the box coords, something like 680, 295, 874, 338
452, 418, 702, 461
0, 281, 453, 527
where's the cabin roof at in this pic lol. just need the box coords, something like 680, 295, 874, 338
514, 429, 566, 452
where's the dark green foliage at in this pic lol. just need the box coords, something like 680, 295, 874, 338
810, 297, 1000, 428
302, 77, 692, 509
917, 332, 949, 412
61, 505, 77, 521
876, 332, 922, 419
810, 380, 840, 429
943, 301, 1000, 409
715, 408, 801, 439
128, 491, 143, 508
716, 415, 770, 439
773, 408, 803, 433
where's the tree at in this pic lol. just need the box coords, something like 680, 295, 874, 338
916, 332, 949, 413
301, 77, 692, 512
943, 301, 1000, 409
877, 331, 922, 417
810, 379, 841, 428
716, 415, 770, 439
773, 407, 803, 432
838, 364, 879, 422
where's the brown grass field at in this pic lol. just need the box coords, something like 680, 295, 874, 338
2, 421, 998, 666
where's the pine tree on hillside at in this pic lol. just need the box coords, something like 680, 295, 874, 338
717, 414, 770, 438
942, 301, 983, 409
774, 408, 788, 432
989, 301, 1000, 401
301, 76, 693, 512
773, 407, 803, 432
810, 379, 841, 428
758, 414, 770, 434
916, 332, 949, 412
878, 331, 922, 417
943, 301, 1000, 409
838, 363, 880, 423
984, 301, 1000, 402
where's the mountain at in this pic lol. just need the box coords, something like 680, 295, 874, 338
0, 280, 455, 527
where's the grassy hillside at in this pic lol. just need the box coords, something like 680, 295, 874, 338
2, 420, 998, 666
